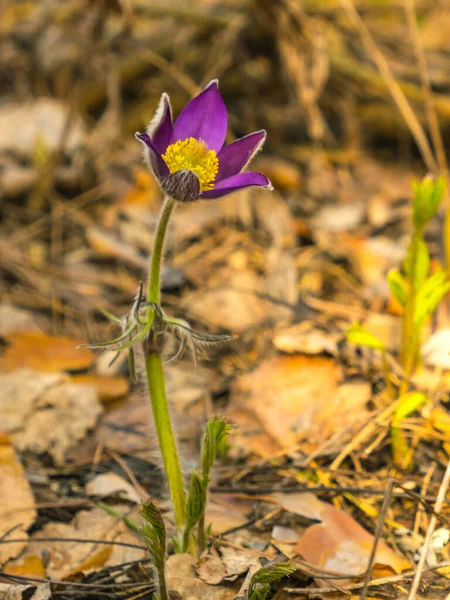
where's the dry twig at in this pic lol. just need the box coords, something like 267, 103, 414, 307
407, 459, 450, 600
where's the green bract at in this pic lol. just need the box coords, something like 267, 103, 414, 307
249, 562, 297, 600
387, 270, 408, 307
412, 175, 446, 230
414, 270, 450, 329
403, 237, 430, 292
346, 323, 385, 352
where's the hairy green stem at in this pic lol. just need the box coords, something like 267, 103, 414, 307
148, 196, 176, 305
382, 351, 395, 403
145, 195, 186, 531
156, 565, 169, 600
145, 353, 186, 529
197, 512, 206, 553
400, 232, 420, 395
445, 209, 450, 279
181, 525, 192, 555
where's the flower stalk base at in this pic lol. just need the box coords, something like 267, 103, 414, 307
145, 194, 186, 532
145, 350, 186, 530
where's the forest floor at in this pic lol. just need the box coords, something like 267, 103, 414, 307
0, 1, 450, 599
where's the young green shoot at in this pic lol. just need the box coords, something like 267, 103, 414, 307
197, 417, 231, 552
248, 561, 297, 600
140, 501, 168, 600
389, 176, 448, 394
347, 175, 449, 467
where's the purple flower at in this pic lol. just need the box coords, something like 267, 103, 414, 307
135, 80, 272, 203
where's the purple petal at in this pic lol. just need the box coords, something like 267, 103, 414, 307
216, 130, 266, 181
147, 93, 173, 153
200, 172, 272, 200
171, 80, 227, 152
135, 132, 169, 179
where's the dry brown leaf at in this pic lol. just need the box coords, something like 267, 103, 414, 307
224, 408, 280, 457
14, 383, 102, 464
429, 407, 450, 436
1, 369, 103, 464
220, 545, 271, 582
353, 158, 414, 206
171, 198, 231, 244
0, 332, 94, 372
0, 99, 84, 156
264, 248, 298, 322
413, 367, 450, 391
312, 203, 365, 233
196, 552, 228, 585
326, 234, 405, 290
227, 355, 371, 457
271, 485, 410, 580
362, 313, 403, 353
0, 582, 51, 600
273, 323, 339, 355
356, 236, 405, 288
94, 350, 128, 377
93, 362, 213, 461
71, 374, 129, 403
294, 503, 410, 583
421, 9, 450, 50
94, 392, 155, 457
85, 472, 141, 504
229, 355, 340, 450
7, 507, 145, 579
205, 493, 253, 535
109, 169, 159, 217
306, 153, 340, 200
367, 194, 396, 229
166, 554, 237, 600
271, 491, 325, 521
0, 369, 63, 431
185, 269, 271, 333
3, 555, 47, 579
166, 363, 215, 416
86, 227, 147, 269
271, 525, 300, 543
252, 188, 297, 247
0, 440, 37, 565
0, 303, 42, 336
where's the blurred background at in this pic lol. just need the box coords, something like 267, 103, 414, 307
1, 0, 450, 337
2, 1, 450, 595
3, 0, 450, 445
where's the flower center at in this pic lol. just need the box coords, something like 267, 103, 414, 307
162, 138, 219, 192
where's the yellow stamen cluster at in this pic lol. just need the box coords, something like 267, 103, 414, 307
162, 137, 219, 192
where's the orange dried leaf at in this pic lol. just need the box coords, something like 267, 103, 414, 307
85, 228, 146, 268
71, 375, 129, 403
204, 493, 253, 535
4, 555, 47, 579
0, 441, 37, 564
166, 554, 236, 600
1, 332, 94, 372
7, 507, 145, 579
228, 355, 371, 457
429, 407, 450, 435
294, 504, 410, 583
75, 545, 113, 573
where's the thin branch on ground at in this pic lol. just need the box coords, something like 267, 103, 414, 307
407, 459, 450, 600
